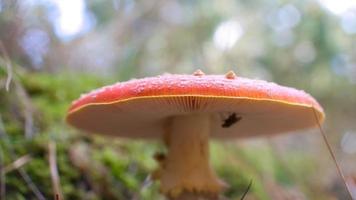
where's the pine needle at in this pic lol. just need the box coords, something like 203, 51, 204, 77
312, 107, 353, 199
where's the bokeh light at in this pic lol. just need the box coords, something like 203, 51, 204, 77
213, 20, 244, 51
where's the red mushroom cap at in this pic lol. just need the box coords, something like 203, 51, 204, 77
66, 73, 325, 139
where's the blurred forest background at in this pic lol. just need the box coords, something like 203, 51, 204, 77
0, 0, 356, 199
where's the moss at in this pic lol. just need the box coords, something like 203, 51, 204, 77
20, 72, 110, 125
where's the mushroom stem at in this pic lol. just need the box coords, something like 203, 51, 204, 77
155, 114, 227, 199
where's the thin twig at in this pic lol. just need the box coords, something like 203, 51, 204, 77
0, 40, 13, 91
240, 179, 253, 200
49, 141, 63, 200
311, 107, 353, 199
0, 144, 5, 200
4, 154, 32, 174
0, 115, 46, 200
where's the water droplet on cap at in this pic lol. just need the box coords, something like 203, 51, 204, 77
225, 70, 237, 79
193, 69, 205, 77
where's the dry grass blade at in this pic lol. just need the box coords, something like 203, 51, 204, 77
4, 154, 32, 174
14, 81, 35, 139
49, 141, 63, 200
240, 179, 252, 200
311, 107, 353, 199
0, 40, 13, 91
18, 168, 46, 200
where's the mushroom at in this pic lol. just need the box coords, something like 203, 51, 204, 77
66, 70, 325, 199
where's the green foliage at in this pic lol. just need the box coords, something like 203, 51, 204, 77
20, 73, 108, 123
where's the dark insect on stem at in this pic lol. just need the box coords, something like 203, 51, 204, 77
240, 179, 253, 200
222, 113, 242, 128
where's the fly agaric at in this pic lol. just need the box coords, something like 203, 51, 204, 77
66, 70, 324, 199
